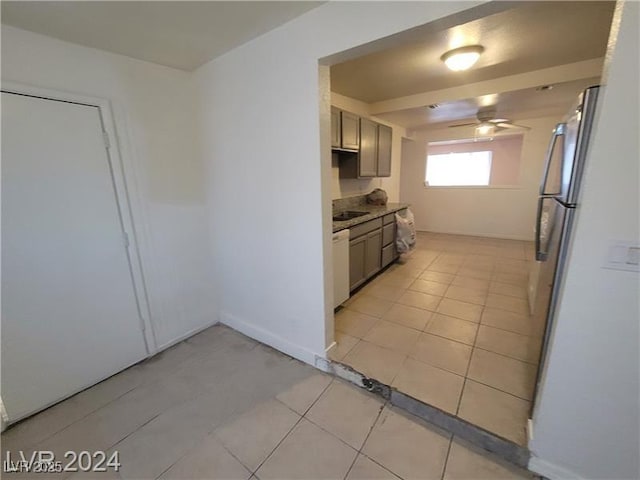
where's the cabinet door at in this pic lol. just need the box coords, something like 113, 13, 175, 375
349, 236, 367, 291
364, 230, 382, 278
341, 112, 360, 150
382, 243, 396, 268
331, 108, 341, 148
377, 124, 392, 177
382, 223, 395, 246
359, 118, 378, 177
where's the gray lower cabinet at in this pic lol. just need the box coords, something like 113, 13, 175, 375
349, 235, 367, 290
382, 244, 395, 268
364, 230, 382, 278
348, 213, 402, 291
349, 230, 382, 290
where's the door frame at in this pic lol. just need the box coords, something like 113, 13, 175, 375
2, 81, 157, 354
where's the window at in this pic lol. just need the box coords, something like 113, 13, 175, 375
426, 151, 492, 186
425, 135, 524, 187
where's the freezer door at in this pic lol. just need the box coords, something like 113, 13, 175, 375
540, 123, 566, 197
561, 86, 600, 205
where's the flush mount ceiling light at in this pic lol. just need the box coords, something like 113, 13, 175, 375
441, 45, 484, 71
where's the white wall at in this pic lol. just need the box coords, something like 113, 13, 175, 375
330, 92, 405, 202
400, 116, 560, 240
529, 2, 639, 479
193, 1, 484, 362
1, 26, 217, 350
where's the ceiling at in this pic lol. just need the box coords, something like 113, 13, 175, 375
376, 77, 601, 130
1, 1, 323, 71
331, 1, 615, 116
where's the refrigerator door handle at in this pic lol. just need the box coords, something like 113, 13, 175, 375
539, 123, 566, 196
535, 196, 550, 262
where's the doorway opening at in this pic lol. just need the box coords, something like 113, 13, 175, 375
320, 0, 615, 452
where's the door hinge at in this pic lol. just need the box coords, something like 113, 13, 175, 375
123, 231, 130, 248
102, 130, 111, 149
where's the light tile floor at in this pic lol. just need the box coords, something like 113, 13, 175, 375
1, 325, 535, 480
332, 232, 545, 446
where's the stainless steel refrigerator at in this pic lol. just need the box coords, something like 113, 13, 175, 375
531, 86, 600, 408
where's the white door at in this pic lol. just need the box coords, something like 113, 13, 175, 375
1, 92, 148, 422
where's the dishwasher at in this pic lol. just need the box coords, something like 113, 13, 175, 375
332, 229, 350, 308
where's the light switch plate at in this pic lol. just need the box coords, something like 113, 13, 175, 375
603, 240, 640, 272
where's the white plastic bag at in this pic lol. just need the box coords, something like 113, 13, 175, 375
395, 208, 416, 254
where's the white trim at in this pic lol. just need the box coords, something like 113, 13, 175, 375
325, 341, 337, 356
219, 312, 323, 367
154, 317, 220, 352
416, 228, 533, 242
314, 356, 332, 373
1, 81, 157, 353
528, 455, 585, 480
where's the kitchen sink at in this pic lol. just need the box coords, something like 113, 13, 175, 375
333, 210, 368, 221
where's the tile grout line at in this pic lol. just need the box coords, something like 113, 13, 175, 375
250, 376, 335, 477
439, 436, 455, 480
9, 382, 142, 452
348, 402, 406, 480
340, 401, 387, 480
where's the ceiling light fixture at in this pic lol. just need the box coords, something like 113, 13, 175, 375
441, 45, 484, 71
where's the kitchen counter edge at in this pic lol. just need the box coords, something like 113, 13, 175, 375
332, 203, 410, 233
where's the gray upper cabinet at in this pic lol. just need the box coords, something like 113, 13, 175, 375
331, 107, 341, 148
377, 124, 392, 177
359, 118, 378, 177
333, 108, 393, 179
341, 112, 360, 150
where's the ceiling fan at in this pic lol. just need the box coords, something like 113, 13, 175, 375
448, 107, 531, 134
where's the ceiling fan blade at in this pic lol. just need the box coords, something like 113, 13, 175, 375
496, 122, 531, 131
448, 122, 477, 128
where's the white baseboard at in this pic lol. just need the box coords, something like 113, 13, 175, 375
154, 316, 220, 353
219, 311, 323, 367
416, 228, 533, 242
325, 341, 337, 357
528, 455, 585, 480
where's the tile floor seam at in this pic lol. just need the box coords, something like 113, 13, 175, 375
340, 401, 387, 480
250, 415, 306, 477
476, 320, 543, 339
455, 303, 485, 416
404, 349, 468, 379
388, 353, 410, 385
303, 405, 376, 451
7, 382, 141, 451
439, 436, 455, 480
472, 344, 540, 366
357, 451, 406, 480
469, 344, 539, 366
462, 369, 534, 402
